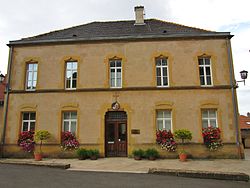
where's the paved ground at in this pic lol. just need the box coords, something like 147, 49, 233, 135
0, 149, 249, 181
0, 164, 249, 188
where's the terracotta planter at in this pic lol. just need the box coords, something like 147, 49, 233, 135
148, 156, 156, 161
179, 153, 187, 162
34, 153, 42, 161
90, 155, 98, 160
134, 156, 142, 160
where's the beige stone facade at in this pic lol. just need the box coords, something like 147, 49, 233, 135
2, 37, 243, 159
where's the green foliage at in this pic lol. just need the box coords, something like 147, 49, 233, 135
145, 148, 159, 158
76, 148, 89, 159
34, 130, 51, 153
88, 149, 100, 157
132, 149, 145, 157
174, 129, 192, 143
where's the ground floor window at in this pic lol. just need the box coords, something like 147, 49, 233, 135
62, 111, 77, 134
156, 110, 172, 131
22, 112, 36, 132
201, 109, 218, 128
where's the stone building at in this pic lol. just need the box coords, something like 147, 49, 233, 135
2, 6, 243, 158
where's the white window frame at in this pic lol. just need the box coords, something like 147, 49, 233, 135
156, 57, 169, 87
198, 57, 213, 86
201, 109, 218, 128
22, 112, 36, 132
156, 110, 172, 131
109, 60, 122, 88
65, 61, 77, 90
26, 63, 38, 91
62, 111, 77, 133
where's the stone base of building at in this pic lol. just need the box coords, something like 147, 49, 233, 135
1, 143, 244, 159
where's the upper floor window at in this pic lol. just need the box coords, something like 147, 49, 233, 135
156, 110, 172, 131
198, 57, 213, 86
26, 63, 37, 90
62, 111, 77, 134
110, 60, 122, 88
65, 61, 77, 89
156, 57, 169, 87
22, 112, 36, 132
201, 109, 217, 128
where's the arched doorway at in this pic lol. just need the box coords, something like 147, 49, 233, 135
105, 111, 127, 157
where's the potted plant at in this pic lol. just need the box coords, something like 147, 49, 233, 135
89, 149, 99, 160
34, 130, 51, 161
174, 129, 192, 162
76, 148, 89, 160
132, 149, 145, 160
145, 148, 159, 160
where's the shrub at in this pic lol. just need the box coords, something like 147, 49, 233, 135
34, 130, 51, 154
174, 129, 192, 144
156, 130, 177, 152
132, 149, 145, 157
18, 131, 35, 153
61, 131, 79, 151
145, 148, 159, 159
202, 127, 222, 151
76, 148, 89, 159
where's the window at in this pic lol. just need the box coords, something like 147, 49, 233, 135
22, 112, 36, 132
26, 63, 38, 90
156, 57, 169, 87
62, 111, 77, 134
65, 61, 77, 89
156, 110, 172, 130
201, 109, 218, 128
110, 60, 122, 88
198, 57, 213, 86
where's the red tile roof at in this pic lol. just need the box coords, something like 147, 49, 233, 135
240, 115, 250, 129
0, 76, 6, 101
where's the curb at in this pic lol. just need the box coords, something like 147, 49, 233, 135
0, 160, 70, 169
148, 168, 249, 182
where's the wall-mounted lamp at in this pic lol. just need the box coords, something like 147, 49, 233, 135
237, 70, 248, 86
0, 73, 5, 83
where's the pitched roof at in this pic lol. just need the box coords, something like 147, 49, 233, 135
240, 115, 250, 129
9, 19, 232, 46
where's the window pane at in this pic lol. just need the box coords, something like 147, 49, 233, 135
30, 122, 35, 131
164, 120, 171, 130
28, 64, 33, 70
71, 121, 77, 133
205, 67, 211, 75
23, 113, 29, 120
27, 81, 32, 88
163, 77, 168, 86
28, 72, 33, 81
202, 120, 208, 128
200, 76, 205, 85
64, 112, 70, 119
163, 111, 171, 118
206, 76, 212, 85
202, 110, 208, 118
157, 120, 163, 130
72, 80, 77, 88
157, 77, 161, 86
161, 59, 167, 66
30, 113, 36, 120
33, 72, 37, 81
32, 81, 37, 89
156, 67, 161, 76
71, 112, 77, 119
33, 64, 38, 71
66, 62, 72, 69
205, 58, 210, 65
117, 78, 121, 87
110, 61, 115, 67
72, 62, 77, 69
209, 110, 216, 118
110, 69, 115, 78
72, 72, 77, 79
198, 59, 204, 65
199, 67, 204, 76
111, 78, 115, 87
210, 120, 217, 127
66, 79, 71, 88
22, 122, 29, 131
156, 59, 161, 66
116, 61, 121, 67
163, 67, 168, 76
63, 121, 69, 132
157, 111, 164, 118
66, 71, 72, 79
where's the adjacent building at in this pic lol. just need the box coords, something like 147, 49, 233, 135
240, 113, 250, 148
2, 6, 243, 158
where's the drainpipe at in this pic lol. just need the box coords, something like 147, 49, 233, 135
1, 46, 13, 158
226, 38, 242, 159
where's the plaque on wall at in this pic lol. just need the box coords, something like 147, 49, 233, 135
131, 129, 140, 134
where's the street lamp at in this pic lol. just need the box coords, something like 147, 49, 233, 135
237, 70, 248, 86
0, 73, 5, 83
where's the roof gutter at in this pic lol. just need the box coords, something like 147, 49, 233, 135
226, 38, 243, 159
8, 32, 233, 46
1, 46, 13, 157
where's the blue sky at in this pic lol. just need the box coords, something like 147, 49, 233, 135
0, 0, 249, 114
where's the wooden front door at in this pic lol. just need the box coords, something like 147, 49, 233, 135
105, 111, 127, 157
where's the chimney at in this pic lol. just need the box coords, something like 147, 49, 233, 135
134, 6, 145, 25
247, 112, 250, 117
